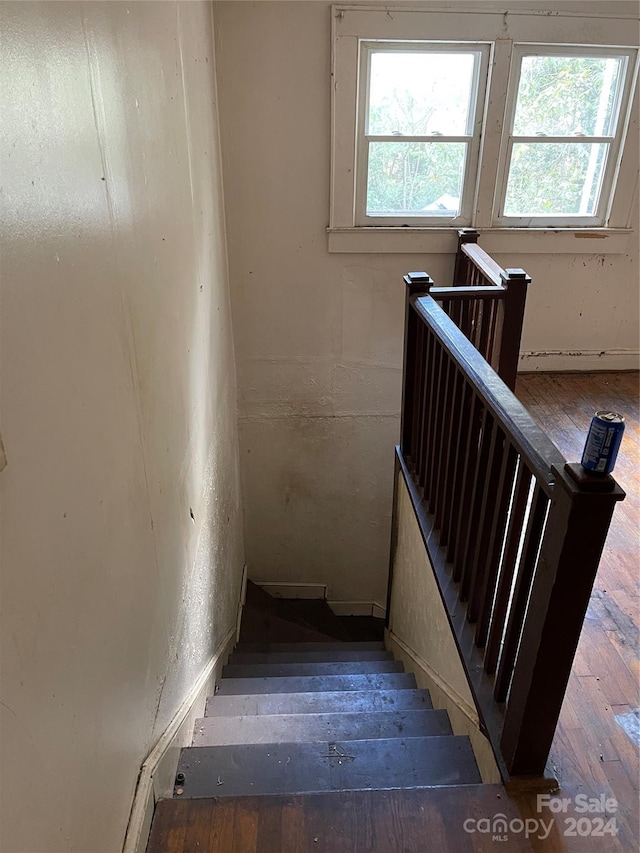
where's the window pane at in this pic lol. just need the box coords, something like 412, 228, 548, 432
366, 142, 465, 215
504, 142, 608, 216
513, 55, 624, 137
367, 51, 476, 136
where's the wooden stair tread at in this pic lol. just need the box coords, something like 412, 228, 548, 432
192, 708, 452, 745
149, 786, 532, 853
205, 687, 434, 716
176, 736, 482, 797
222, 660, 403, 679
215, 672, 417, 695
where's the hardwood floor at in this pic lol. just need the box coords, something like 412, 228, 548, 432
147, 373, 639, 853
148, 786, 535, 852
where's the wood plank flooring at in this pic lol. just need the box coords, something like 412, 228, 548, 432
148, 786, 534, 852
147, 373, 639, 853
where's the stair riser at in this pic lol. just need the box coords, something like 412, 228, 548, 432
228, 650, 393, 665
215, 673, 417, 695
235, 641, 386, 653
222, 661, 402, 679
192, 709, 452, 746
205, 688, 433, 717
176, 737, 481, 798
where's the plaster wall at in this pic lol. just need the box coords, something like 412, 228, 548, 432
387, 472, 500, 783
213, 0, 639, 604
0, 3, 244, 850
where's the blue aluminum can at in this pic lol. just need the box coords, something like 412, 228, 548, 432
581, 411, 625, 475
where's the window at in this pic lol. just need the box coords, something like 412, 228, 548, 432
356, 43, 490, 226
495, 46, 638, 227
330, 7, 639, 252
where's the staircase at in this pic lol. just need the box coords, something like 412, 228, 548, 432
173, 640, 481, 798
146, 587, 500, 851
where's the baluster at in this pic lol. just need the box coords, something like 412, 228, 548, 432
486, 298, 500, 372
475, 442, 519, 648
433, 356, 457, 529
459, 409, 494, 601
471, 298, 481, 349
445, 378, 473, 563
410, 319, 424, 470
440, 367, 465, 546
424, 335, 444, 504
468, 422, 505, 623
413, 321, 426, 479
418, 328, 435, 489
494, 484, 549, 702
451, 393, 483, 582
428, 351, 451, 516
461, 293, 472, 339
484, 462, 531, 674
478, 298, 492, 361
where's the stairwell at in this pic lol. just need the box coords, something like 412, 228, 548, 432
145, 584, 525, 851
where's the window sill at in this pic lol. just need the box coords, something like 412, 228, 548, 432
326, 227, 634, 255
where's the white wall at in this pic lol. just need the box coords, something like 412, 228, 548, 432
387, 472, 500, 783
213, 0, 638, 605
0, 2, 244, 850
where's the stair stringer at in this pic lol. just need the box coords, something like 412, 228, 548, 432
386, 629, 502, 783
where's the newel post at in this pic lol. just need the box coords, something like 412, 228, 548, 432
388, 272, 432, 630
500, 463, 625, 776
400, 272, 433, 458
497, 268, 530, 392
453, 228, 479, 285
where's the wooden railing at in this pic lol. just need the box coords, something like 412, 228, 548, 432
392, 282, 625, 779
418, 229, 529, 392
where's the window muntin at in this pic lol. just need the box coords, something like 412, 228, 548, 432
495, 46, 636, 226
355, 42, 490, 226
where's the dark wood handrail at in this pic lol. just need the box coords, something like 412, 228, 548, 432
460, 242, 504, 287
429, 285, 507, 300
411, 295, 563, 487
412, 230, 530, 392
392, 287, 625, 780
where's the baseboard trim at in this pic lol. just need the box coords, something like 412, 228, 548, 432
254, 582, 327, 599
327, 600, 387, 618
386, 630, 478, 726
518, 349, 640, 373
122, 626, 236, 853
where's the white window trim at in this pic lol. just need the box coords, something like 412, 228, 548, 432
329, 5, 640, 254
